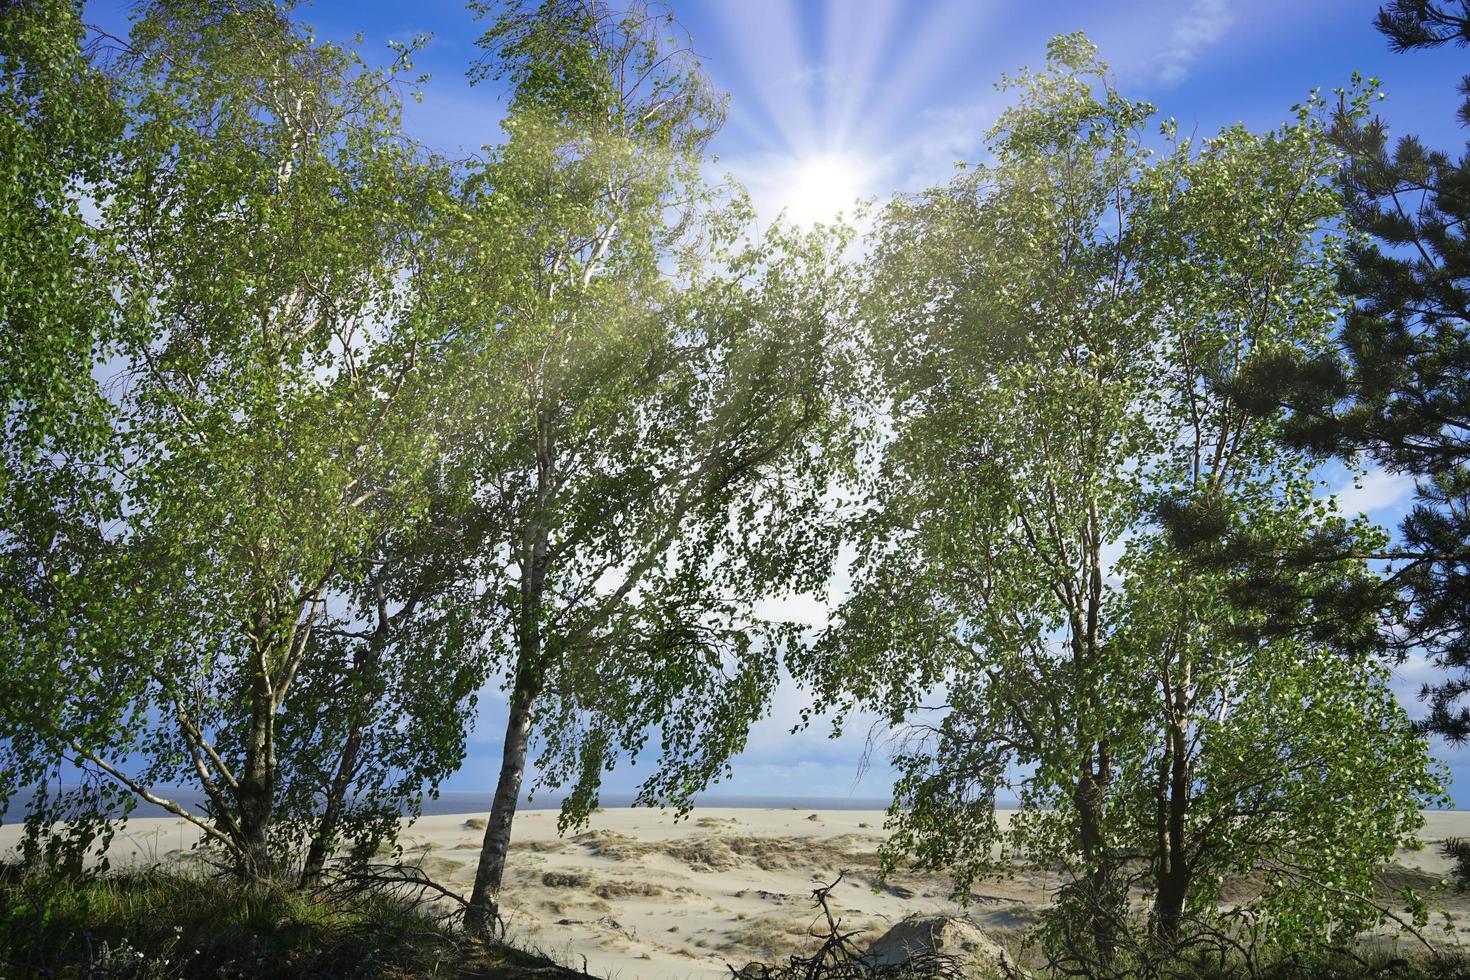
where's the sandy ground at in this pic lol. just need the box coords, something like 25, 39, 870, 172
5, 808, 1470, 979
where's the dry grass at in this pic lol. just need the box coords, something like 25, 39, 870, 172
564, 829, 881, 875
539, 896, 613, 917
697, 817, 740, 829
592, 878, 666, 900
726, 913, 825, 962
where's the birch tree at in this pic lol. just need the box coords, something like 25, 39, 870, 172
451, 0, 854, 932
805, 36, 1441, 971
0, 0, 470, 880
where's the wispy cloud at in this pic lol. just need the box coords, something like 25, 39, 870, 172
1155, 0, 1232, 86
791, 63, 842, 92
1333, 467, 1416, 517
894, 98, 1003, 192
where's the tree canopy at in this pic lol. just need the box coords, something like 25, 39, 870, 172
1220, 0, 1470, 745
799, 35, 1441, 972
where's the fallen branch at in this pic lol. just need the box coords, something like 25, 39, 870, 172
727, 870, 971, 980
318, 860, 498, 935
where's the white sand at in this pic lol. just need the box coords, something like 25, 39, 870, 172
4, 807, 1469, 979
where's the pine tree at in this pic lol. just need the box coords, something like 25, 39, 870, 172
1224, 1, 1470, 740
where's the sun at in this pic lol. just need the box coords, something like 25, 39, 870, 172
774, 151, 870, 227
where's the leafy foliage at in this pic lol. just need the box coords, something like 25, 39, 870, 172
1, 0, 475, 879
0, 0, 142, 876
438, 0, 856, 927
803, 35, 1441, 972
1, 8, 1456, 977
1225, 1, 1470, 744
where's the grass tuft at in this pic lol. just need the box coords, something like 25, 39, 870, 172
0, 863, 588, 979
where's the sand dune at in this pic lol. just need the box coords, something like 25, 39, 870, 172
475, 808, 1018, 979
5, 807, 1470, 979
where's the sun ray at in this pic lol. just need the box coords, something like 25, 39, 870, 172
705, 0, 993, 226
857, 0, 996, 145
702, 0, 818, 153
822, 0, 903, 149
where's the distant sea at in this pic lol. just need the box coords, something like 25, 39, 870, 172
1, 787, 892, 821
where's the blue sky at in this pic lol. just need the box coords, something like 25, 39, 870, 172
85, 1, 1470, 216
84, 1, 1470, 804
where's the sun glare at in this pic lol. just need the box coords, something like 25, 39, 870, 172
775, 152, 869, 227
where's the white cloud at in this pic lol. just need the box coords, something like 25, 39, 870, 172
1155, 0, 1232, 86
1333, 467, 1416, 517
891, 98, 1003, 193
791, 64, 842, 92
